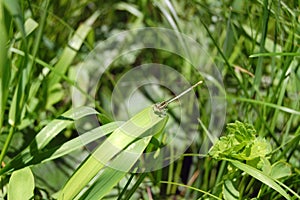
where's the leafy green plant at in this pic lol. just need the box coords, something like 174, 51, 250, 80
209, 121, 272, 162
209, 121, 295, 200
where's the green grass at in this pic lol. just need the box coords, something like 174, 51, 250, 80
0, 0, 299, 199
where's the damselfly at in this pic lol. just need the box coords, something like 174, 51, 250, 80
153, 80, 203, 116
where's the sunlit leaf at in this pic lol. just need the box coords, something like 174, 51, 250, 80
58, 106, 168, 200
223, 180, 239, 200
269, 161, 292, 180
227, 159, 291, 200
8, 167, 34, 200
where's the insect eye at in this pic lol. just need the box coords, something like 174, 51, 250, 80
153, 104, 167, 117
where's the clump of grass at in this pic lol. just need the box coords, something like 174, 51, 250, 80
0, 0, 299, 199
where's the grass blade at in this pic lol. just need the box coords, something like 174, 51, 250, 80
41, 121, 122, 163
34, 106, 98, 150
9, 47, 94, 103
79, 137, 152, 199
0, 106, 98, 176
47, 10, 100, 88
250, 52, 300, 57
227, 95, 300, 115
160, 181, 222, 200
0, 0, 26, 166
252, 0, 270, 94
0, 0, 10, 131
1, 121, 121, 176
3, 0, 25, 37
226, 159, 291, 200
58, 106, 168, 200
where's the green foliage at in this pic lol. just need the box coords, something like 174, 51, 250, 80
228, 159, 291, 199
0, 107, 117, 176
8, 167, 34, 200
222, 180, 239, 200
0, 0, 299, 199
209, 121, 295, 199
209, 121, 272, 162
59, 106, 168, 199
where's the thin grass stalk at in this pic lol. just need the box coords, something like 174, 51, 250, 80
252, 0, 270, 95
1, 0, 28, 170
166, 145, 174, 195
0, 0, 10, 133
117, 173, 136, 200
0, 126, 15, 165
172, 157, 183, 194
123, 173, 147, 200
199, 18, 249, 98
24, 0, 49, 99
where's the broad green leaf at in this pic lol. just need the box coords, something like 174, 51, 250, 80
41, 121, 122, 163
2, 121, 120, 174
34, 106, 98, 150
0, 106, 98, 176
15, 18, 38, 39
25, 122, 120, 196
260, 157, 272, 172
223, 180, 239, 200
8, 167, 34, 200
81, 169, 126, 200
227, 159, 291, 200
115, 2, 143, 18
58, 105, 168, 200
248, 137, 272, 160
45, 83, 65, 109
82, 117, 169, 199
79, 137, 152, 199
269, 161, 292, 180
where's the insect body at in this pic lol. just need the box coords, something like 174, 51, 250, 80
153, 80, 203, 117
